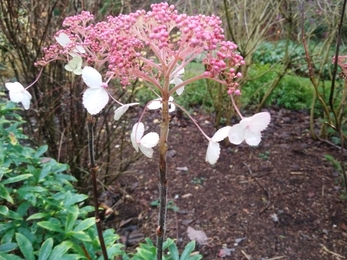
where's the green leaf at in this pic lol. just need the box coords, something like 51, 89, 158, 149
26, 212, 50, 221
179, 241, 195, 260
168, 242, 179, 260
0, 184, 13, 204
35, 145, 48, 158
37, 221, 64, 233
39, 165, 52, 181
38, 238, 53, 260
0, 206, 22, 220
69, 231, 92, 242
63, 192, 88, 207
0, 252, 24, 260
18, 186, 47, 194
1, 174, 33, 185
15, 233, 35, 260
73, 217, 95, 232
0, 243, 17, 253
48, 241, 74, 260
65, 211, 78, 232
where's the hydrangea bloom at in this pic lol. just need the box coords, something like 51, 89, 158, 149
131, 122, 159, 158
5, 82, 32, 110
228, 112, 271, 146
81, 66, 109, 115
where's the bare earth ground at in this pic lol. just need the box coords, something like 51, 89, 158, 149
103, 107, 347, 260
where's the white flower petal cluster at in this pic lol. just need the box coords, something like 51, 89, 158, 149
228, 112, 271, 146
147, 96, 176, 112
5, 82, 32, 110
64, 56, 83, 75
205, 112, 271, 165
81, 66, 109, 115
55, 33, 85, 75
131, 122, 159, 158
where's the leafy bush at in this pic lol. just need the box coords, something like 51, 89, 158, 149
252, 40, 334, 80
242, 63, 315, 110
0, 102, 125, 259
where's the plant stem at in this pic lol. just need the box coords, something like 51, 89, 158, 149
156, 97, 170, 260
87, 114, 108, 260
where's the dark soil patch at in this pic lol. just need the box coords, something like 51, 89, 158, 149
104, 108, 347, 260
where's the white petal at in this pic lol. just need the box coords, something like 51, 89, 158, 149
21, 91, 32, 110
114, 103, 139, 120
82, 88, 109, 115
212, 126, 232, 142
73, 68, 83, 75
65, 56, 82, 73
139, 145, 154, 158
228, 123, 246, 145
140, 132, 159, 148
5, 82, 32, 109
147, 98, 162, 110
175, 86, 185, 96
244, 129, 262, 146
55, 33, 71, 47
131, 123, 144, 152
205, 140, 220, 165
82, 66, 102, 88
247, 112, 271, 132
170, 77, 182, 86
74, 45, 86, 54
169, 103, 176, 113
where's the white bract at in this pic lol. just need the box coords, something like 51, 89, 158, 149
114, 102, 139, 120
228, 112, 271, 146
55, 32, 85, 54
205, 126, 231, 165
64, 56, 83, 75
5, 82, 32, 110
82, 66, 109, 115
147, 96, 176, 112
170, 68, 185, 95
131, 122, 159, 158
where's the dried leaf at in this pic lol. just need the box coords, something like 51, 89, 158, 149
187, 226, 208, 245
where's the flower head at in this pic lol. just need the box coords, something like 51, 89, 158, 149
5, 82, 32, 110
206, 126, 231, 165
228, 112, 271, 146
131, 122, 159, 158
82, 66, 109, 115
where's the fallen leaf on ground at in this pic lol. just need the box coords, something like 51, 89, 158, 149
187, 226, 208, 245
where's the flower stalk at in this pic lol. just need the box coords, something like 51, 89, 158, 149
87, 114, 108, 260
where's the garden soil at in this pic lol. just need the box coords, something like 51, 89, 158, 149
102, 107, 347, 260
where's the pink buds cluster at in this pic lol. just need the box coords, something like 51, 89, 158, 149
37, 2, 244, 92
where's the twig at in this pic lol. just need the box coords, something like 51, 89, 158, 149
243, 162, 271, 213
241, 250, 252, 260
320, 244, 346, 259
266, 257, 287, 260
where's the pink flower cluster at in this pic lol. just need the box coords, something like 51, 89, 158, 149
37, 2, 244, 91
